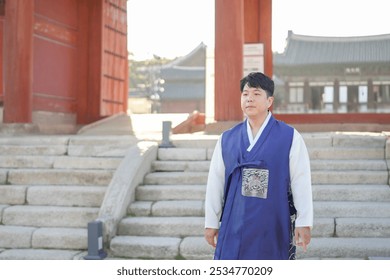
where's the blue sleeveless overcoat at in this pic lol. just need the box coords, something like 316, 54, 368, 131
215, 116, 296, 260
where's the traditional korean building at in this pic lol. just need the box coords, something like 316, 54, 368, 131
159, 42, 206, 113
272, 31, 390, 131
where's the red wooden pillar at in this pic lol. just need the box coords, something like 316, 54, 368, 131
244, 0, 272, 77
214, 0, 244, 121
3, 0, 34, 123
214, 0, 272, 121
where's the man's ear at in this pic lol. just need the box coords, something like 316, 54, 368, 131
267, 96, 274, 109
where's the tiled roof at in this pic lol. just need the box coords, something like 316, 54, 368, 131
274, 31, 390, 66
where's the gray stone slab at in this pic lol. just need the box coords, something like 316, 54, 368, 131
53, 156, 122, 170
302, 134, 332, 148
312, 170, 388, 185
0, 145, 67, 156
152, 200, 204, 217
312, 185, 390, 202
336, 218, 390, 238
314, 201, 390, 218
332, 133, 386, 148
207, 148, 214, 160
27, 186, 106, 207
153, 161, 210, 172
0, 225, 36, 248
32, 227, 87, 250
128, 201, 153, 216
152, 161, 188, 171
68, 135, 137, 146
0, 156, 55, 169
118, 216, 204, 236
110, 236, 181, 259
2, 205, 99, 228
158, 148, 207, 161
8, 169, 114, 186
0, 136, 70, 146
136, 185, 206, 201
296, 237, 390, 259
0, 249, 82, 260
0, 185, 27, 205
67, 144, 131, 157
170, 137, 219, 149
180, 236, 214, 260
308, 147, 384, 160
144, 172, 208, 185
312, 218, 334, 237
310, 159, 387, 171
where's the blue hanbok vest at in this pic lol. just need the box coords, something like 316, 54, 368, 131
215, 115, 296, 260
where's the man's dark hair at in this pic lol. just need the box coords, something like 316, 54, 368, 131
240, 72, 274, 97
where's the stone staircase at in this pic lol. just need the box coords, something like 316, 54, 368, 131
0, 135, 137, 260
109, 133, 390, 259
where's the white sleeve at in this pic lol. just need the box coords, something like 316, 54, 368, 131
204, 135, 225, 229
289, 129, 313, 228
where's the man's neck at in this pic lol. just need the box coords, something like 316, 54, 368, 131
247, 112, 269, 137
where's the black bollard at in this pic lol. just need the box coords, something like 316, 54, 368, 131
84, 220, 107, 260
159, 121, 175, 148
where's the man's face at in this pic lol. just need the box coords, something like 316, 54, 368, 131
241, 84, 274, 118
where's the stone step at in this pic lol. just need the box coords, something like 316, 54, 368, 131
2, 205, 99, 228
128, 200, 204, 217
314, 201, 390, 218
152, 161, 211, 172
0, 145, 67, 156
117, 213, 388, 239
135, 185, 206, 201
118, 215, 390, 238
312, 170, 388, 185
152, 159, 387, 172
110, 236, 182, 259
0, 185, 107, 206
144, 170, 387, 186
0, 136, 70, 146
134, 184, 390, 203
0, 248, 83, 260
6, 169, 114, 186
144, 172, 208, 185
177, 236, 390, 260
312, 185, 390, 202
169, 133, 387, 150
0, 185, 28, 205
308, 147, 384, 160
109, 235, 390, 260
0, 225, 87, 250
297, 237, 390, 259
0, 156, 56, 169
336, 218, 390, 238
118, 216, 205, 237
329, 133, 387, 148
53, 156, 122, 170
158, 148, 210, 161
26, 186, 106, 207
310, 159, 387, 171
157, 146, 384, 162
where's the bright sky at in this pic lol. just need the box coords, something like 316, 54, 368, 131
127, 0, 390, 60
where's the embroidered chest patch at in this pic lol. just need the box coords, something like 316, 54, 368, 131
242, 168, 269, 199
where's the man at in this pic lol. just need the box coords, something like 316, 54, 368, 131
204, 72, 313, 260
